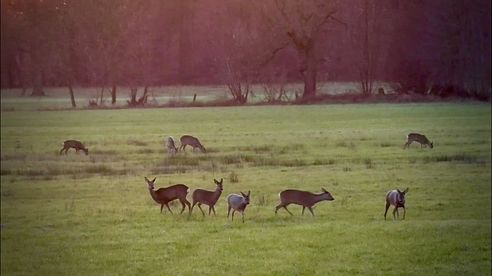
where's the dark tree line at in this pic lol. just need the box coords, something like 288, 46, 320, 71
1, 0, 490, 103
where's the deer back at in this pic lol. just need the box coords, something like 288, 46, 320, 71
166, 136, 177, 150
407, 133, 430, 144
279, 189, 334, 207
386, 188, 408, 207
192, 178, 223, 205
154, 184, 189, 201
180, 135, 198, 145
64, 140, 85, 149
227, 191, 250, 211
180, 135, 206, 151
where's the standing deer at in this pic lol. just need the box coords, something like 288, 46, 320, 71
60, 140, 89, 155
145, 177, 191, 214
226, 191, 250, 223
165, 136, 178, 156
384, 188, 408, 220
191, 178, 223, 216
404, 133, 433, 149
179, 135, 206, 153
275, 188, 334, 216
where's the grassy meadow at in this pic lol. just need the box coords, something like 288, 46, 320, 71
1, 100, 491, 275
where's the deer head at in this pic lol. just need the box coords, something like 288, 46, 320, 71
240, 191, 250, 205
396, 188, 409, 205
145, 177, 156, 190
214, 178, 224, 191
321, 187, 335, 201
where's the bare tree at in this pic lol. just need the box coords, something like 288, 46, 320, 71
214, 1, 263, 104
261, 0, 344, 101
354, 0, 383, 96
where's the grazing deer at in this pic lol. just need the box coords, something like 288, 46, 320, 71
191, 178, 223, 216
165, 136, 178, 156
227, 191, 250, 223
144, 177, 191, 214
275, 188, 334, 216
384, 188, 408, 220
404, 133, 433, 149
179, 135, 206, 153
60, 140, 89, 155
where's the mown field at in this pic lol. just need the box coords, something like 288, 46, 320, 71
1, 102, 491, 275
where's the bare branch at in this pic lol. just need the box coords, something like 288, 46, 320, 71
260, 41, 290, 67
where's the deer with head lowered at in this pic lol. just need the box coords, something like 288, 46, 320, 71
275, 188, 334, 216
384, 188, 408, 220
191, 178, 224, 216
404, 133, 433, 149
60, 140, 88, 155
179, 135, 206, 153
165, 136, 178, 156
145, 177, 191, 214
227, 191, 250, 223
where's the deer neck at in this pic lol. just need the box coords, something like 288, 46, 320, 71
149, 188, 159, 202
212, 188, 222, 202
312, 193, 327, 204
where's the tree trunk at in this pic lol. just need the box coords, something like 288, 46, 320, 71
178, 0, 192, 83
31, 72, 45, 96
302, 49, 317, 100
111, 84, 117, 104
68, 82, 76, 108
29, 1, 45, 97
99, 86, 105, 105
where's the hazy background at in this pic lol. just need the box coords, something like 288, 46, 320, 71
1, 0, 491, 103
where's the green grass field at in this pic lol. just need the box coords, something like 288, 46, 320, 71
1, 101, 491, 275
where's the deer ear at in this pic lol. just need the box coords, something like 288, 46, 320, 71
240, 192, 246, 197
247, 190, 250, 196
321, 187, 327, 193
151, 177, 156, 183
220, 178, 223, 184
397, 189, 402, 193
403, 188, 409, 194
144, 177, 149, 182
214, 179, 218, 184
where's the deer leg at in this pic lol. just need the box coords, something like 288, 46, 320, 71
396, 208, 400, 219
283, 206, 294, 216
302, 206, 306, 215
184, 198, 191, 213
241, 211, 245, 223
178, 200, 186, 214
392, 207, 397, 220
59, 148, 65, 155
165, 203, 173, 214
308, 207, 315, 216
227, 205, 231, 218
160, 204, 164, 213
208, 206, 212, 216
402, 207, 406, 220
231, 210, 236, 221
275, 204, 283, 215
384, 202, 390, 220
181, 198, 191, 214
197, 203, 205, 216
211, 206, 216, 216
191, 201, 197, 213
